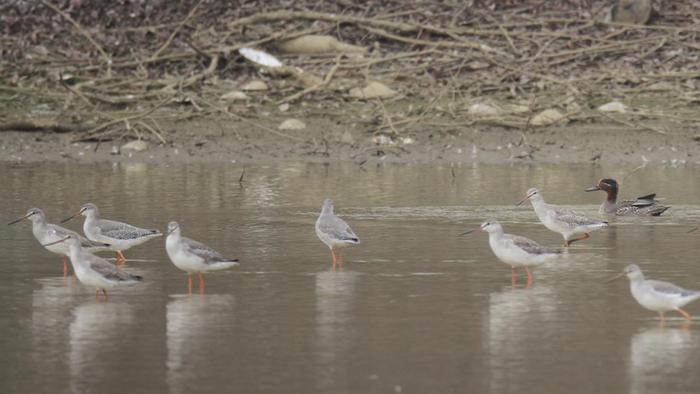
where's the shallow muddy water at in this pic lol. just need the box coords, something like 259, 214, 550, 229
1, 162, 700, 394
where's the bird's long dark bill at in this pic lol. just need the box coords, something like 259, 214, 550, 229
43, 237, 69, 247
60, 212, 79, 223
605, 272, 626, 283
688, 227, 698, 234
7, 213, 31, 225
584, 186, 601, 192
458, 229, 476, 236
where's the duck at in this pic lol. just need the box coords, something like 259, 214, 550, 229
585, 178, 670, 216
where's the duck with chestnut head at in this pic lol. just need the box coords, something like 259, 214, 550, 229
585, 178, 670, 216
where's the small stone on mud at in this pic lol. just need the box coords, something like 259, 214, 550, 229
372, 135, 394, 145
278, 103, 290, 112
241, 80, 268, 91
278, 119, 306, 130
278, 35, 367, 54
221, 90, 250, 101
349, 82, 397, 99
467, 103, 501, 117
121, 140, 148, 152
530, 109, 567, 126
597, 101, 628, 113
110, 146, 120, 155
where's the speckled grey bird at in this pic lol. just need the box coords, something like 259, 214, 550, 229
315, 199, 359, 268
585, 178, 670, 216
43, 233, 143, 301
518, 188, 608, 247
62, 203, 161, 264
8, 207, 110, 276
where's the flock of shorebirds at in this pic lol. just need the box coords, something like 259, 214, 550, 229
8, 177, 699, 324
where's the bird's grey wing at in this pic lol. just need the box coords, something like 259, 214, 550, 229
635, 193, 657, 201
553, 209, 604, 226
647, 280, 698, 298
509, 235, 559, 255
182, 236, 229, 262
88, 255, 141, 281
319, 215, 359, 242
98, 219, 160, 240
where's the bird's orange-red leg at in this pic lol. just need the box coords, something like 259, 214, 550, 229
677, 308, 692, 321
525, 266, 533, 288
198, 272, 205, 294
565, 233, 590, 247
511, 266, 517, 288
188, 274, 193, 295
62, 257, 69, 277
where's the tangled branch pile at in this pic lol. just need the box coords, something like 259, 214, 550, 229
1, 0, 699, 143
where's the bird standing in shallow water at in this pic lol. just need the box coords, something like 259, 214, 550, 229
585, 178, 670, 216
62, 203, 161, 265
518, 187, 608, 247
315, 199, 360, 269
610, 264, 700, 323
43, 234, 142, 301
8, 208, 111, 276
465, 219, 560, 288
165, 221, 239, 295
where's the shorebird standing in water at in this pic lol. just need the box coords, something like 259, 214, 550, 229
585, 178, 670, 216
165, 221, 239, 295
62, 203, 161, 264
464, 219, 560, 288
518, 187, 608, 247
610, 264, 700, 323
315, 199, 360, 269
43, 234, 143, 301
8, 207, 110, 276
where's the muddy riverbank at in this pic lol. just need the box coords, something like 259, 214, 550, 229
1, 115, 698, 166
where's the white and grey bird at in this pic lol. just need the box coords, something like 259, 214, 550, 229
165, 221, 239, 294
62, 203, 161, 264
518, 187, 608, 246
466, 219, 560, 287
43, 233, 143, 301
8, 207, 111, 276
315, 198, 359, 267
611, 264, 700, 322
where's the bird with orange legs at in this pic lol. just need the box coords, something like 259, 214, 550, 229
43, 234, 143, 301
518, 187, 608, 247
62, 203, 161, 265
610, 264, 700, 324
463, 219, 560, 288
8, 208, 111, 276
165, 221, 239, 295
315, 198, 360, 269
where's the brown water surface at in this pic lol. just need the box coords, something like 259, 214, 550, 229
1, 162, 700, 393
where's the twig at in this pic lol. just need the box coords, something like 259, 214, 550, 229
75, 95, 174, 141
278, 55, 342, 104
